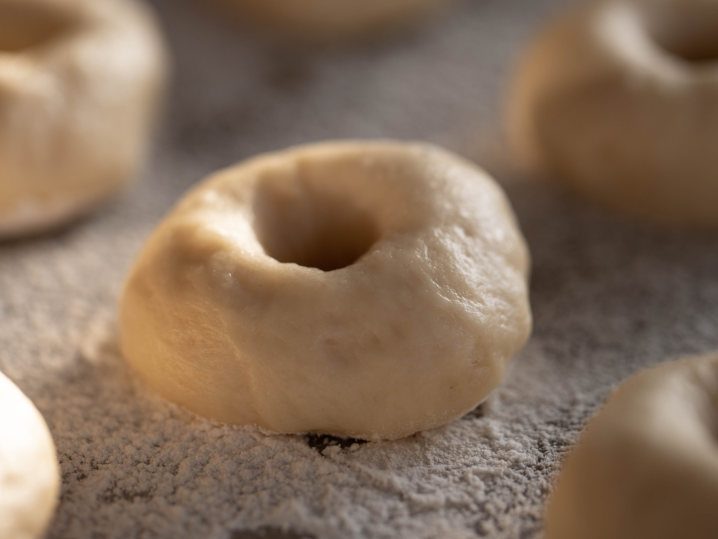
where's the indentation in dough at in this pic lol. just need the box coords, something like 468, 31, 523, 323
253, 171, 381, 272
644, 3, 718, 64
0, 4, 72, 53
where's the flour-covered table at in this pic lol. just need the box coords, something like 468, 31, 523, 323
2, 0, 717, 537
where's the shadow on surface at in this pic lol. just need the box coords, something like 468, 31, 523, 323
231, 527, 315, 539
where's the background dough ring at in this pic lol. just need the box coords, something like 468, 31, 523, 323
0, 372, 60, 539
119, 141, 532, 441
545, 352, 718, 539
507, 0, 718, 228
0, 0, 168, 238
206, 0, 458, 43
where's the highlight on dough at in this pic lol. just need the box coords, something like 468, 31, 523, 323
0, 372, 60, 539
119, 140, 532, 441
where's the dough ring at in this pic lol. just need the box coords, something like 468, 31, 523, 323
207, 0, 458, 43
119, 141, 532, 440
0, 0, 168, 238
0, 372, 60, 539
507, 0, 718, 227
546, 352, 718, 539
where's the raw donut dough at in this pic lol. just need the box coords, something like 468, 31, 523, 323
0, 372, 60, 539
545, 352, 718, 539
208, 0, 457, 43
0, 0, 168, 238
119, 141, 532, 440
507, 0, 718, 227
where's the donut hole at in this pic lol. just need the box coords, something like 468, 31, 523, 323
0, 4, 73, 53
253, 176, 380, 271
644, 5, 718, 64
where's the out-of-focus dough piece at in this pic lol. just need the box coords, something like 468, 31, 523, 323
207, 0, 459, 43
545, 352, 718, 539
119, 141, 532, 440
0, 0, 168, 238
507, 0, 718, 228
0, 372, 60, 539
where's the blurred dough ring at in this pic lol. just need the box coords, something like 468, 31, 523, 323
0, 0, 168, 238
210, 0, 458, 42
508, 0, 718, 227
546, 352, 718, 539
119, 141, 532, 440
0, 372, 60, 539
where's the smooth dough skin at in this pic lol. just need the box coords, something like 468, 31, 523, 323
545, 352, 718, 539
0, 0, 168, 238
119, 141, 532, 440
207, 0, 457, 43
0, 372, 60, 539
508, 0, 718, 228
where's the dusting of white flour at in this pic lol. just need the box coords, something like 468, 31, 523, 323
2, 0, 718, 537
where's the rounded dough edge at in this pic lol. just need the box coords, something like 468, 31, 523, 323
545, 351, 718, 539
0, 372, 60, 539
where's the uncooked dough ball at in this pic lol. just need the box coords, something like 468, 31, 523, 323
119, 141, 532, 440
545, 352, 718, 539
0, 0, 168, 238
207, 0, 458, 43
507, 0, 718, 228
0, 372, 60, 539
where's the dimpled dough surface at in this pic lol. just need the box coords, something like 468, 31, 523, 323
1, 0, 718, 538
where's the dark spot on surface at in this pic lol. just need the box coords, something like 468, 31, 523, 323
265, 51, 313, 93
100, 487, 153, 504
231, 527, 315, 539
463, 403, 486, 420
305, 434, 367, 454
517, 521, 542, 539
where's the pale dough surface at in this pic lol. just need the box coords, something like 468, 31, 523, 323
208, 0, 457, 42
0, 0, 167, 238
119, 141, 532, 440
507, 0, 718, 228
0, 372, 60, 539
546, 352, 718, 539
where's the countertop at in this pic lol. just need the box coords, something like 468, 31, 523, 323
2, 0, 717, 537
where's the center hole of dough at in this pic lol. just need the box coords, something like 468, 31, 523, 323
645, 6, 718, 64
0, 5, 71, 53
253, 174, 380, 272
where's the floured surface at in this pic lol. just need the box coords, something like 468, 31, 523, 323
1, 0, 718, 537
